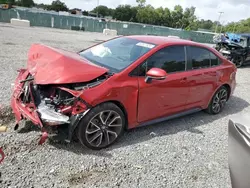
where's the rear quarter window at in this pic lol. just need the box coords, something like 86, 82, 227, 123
190, 46, 210, 69
188, 46, 222, 69
210, 51, 222, 66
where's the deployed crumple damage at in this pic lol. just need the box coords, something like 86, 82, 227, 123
27, 44, 108, 85
37, 101, 70, 125
11, 44, 111, 144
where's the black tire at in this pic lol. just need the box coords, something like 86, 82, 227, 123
77, 102, 125, 150
232, 55, 244, 68
206, 86, 229, 115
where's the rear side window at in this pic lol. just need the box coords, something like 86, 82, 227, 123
190, 46, 210, 69
210, 52, 221, 66
189, 46, 221, 69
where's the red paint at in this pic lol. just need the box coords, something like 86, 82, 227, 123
38, 132, 48, 145
138, 71, 190, 122
0, 148, 4, 164
146, 67, 167, 78
27, 44, 108, 85
11, 36, 237, 132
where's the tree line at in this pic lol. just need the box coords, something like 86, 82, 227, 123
1, 0, 250, 33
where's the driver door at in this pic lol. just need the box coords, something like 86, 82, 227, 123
137, 45, 190, 123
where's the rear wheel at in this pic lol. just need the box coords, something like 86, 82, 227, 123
206, 86, 229, 114
77, 102, 125, 150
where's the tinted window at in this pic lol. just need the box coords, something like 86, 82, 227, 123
138, 46, 186, 76
210, 52, 221, 66
190, 47, 210, 69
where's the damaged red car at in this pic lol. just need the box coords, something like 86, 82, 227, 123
11, 36, 237, 150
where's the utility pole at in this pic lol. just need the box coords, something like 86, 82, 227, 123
215, 11, 224, 33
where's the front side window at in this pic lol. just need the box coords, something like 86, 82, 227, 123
79, 37, 156, 73
190, 46, 210, 69
137, 46, 186, 76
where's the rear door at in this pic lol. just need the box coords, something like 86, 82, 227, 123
185, 46, 221, 109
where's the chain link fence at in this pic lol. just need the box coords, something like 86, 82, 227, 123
0, 8, 215, 43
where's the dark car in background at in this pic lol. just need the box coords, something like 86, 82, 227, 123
215, 33, 250, 67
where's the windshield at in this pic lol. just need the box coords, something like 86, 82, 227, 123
79, 37, 156, 73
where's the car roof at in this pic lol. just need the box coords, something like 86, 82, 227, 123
125, 35, 201, 46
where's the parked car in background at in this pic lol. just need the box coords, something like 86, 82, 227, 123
11, 36, 237, 150
214, 33, 250, 68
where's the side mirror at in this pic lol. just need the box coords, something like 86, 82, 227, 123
145, 68, 167, 83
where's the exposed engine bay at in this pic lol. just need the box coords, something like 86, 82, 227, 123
16, 72, 109, 143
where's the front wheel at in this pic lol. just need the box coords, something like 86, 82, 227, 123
232, 55, 244, 68
77, 102, 125, 150
206, 86, 229, 115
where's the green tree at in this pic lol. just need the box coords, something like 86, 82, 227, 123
92, 5, 112, 17
182, 7, 197, 30
161, 8, 172, 27
82, 10, 89, 16
223, 18, 250, 33
0, 0, 7, 4
198, 19, 214, 30
8, 0, 15, 4
136, 5, 159, 25
15, 0, 34, 7
136, 0, 146, 7
35, 3, 50, 10
155, 7, 164, 25
47, 0, 68, 12
113, 5, 137, 22
171, 5, 184, 28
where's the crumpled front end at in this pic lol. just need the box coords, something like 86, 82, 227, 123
10, 69, 106, 144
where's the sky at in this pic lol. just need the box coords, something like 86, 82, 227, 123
34, 0, 250, 23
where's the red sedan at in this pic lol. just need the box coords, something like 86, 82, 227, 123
11, 36, 237, 150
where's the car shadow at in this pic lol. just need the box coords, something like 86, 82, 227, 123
48, 95, 249, 157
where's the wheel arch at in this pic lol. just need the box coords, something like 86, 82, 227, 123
93, 100, 129, 130
206, 83, 231, 109
222, 83, 231, 100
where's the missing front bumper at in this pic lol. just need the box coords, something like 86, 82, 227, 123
11, 69, 92, 145
37, 102, 70, 126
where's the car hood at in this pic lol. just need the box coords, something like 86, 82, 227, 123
27, 44, 108, 85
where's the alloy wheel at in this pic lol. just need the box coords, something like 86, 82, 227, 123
212, 88, 228, 114
85, 110, 123, 148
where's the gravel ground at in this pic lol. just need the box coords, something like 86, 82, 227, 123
0, 23, 250, 188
